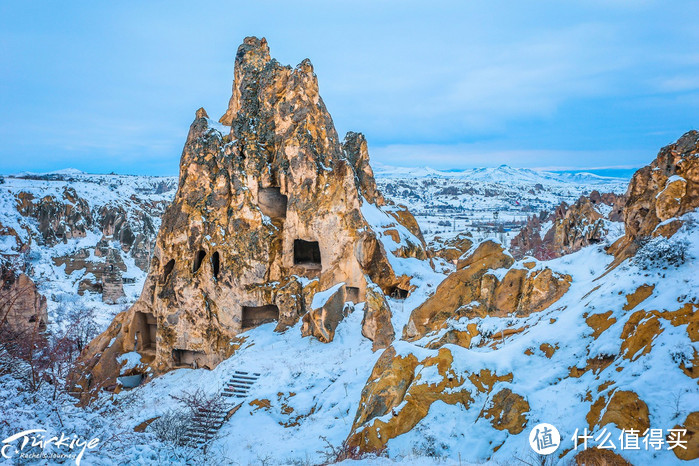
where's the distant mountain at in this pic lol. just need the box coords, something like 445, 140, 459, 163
373, 162, 629, 185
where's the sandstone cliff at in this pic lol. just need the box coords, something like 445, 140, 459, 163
69, 37, 425, 399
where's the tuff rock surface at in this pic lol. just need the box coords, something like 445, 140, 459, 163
0, 263, 48, 335
404, 240, 570, 342
69, 37, 424, 399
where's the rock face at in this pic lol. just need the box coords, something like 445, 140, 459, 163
404, 240, 570, 342
301, 283, 353, 343
70, 37, 423, 398
510, 191, 625, 260
428, 232, 473, 263
0, 263, 47, 335
610, 130, 699, 259
342, 131, 385, 206
346, 345, 523, 453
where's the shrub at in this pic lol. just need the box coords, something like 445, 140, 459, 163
634, 235, 689, 269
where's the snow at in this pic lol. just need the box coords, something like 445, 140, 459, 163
311, 282, 345, 308
117, 352, 143, 372
375, 163, 627, 248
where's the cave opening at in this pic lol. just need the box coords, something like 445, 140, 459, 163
172, 349, 205, 368
212, 251, 220, 279
134, 311, 157, 351
258, 187, 288, 219
293, 239, 321, 266
162, 259, 175, 282
241, 304, 279, 330
192, 250, 206, 273
345, 286, 360, 303
387, 286, 409, 300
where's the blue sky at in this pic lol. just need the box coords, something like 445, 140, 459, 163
1, 1, 698, 175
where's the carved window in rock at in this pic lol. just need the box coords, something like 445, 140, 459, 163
241, 305, 279, 330
192, 250, 206, 273
211, 251, 220, 279
293, 239, 321, 267
258, 187, 288, 220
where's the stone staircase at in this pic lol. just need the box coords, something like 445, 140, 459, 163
181, 370, 261, 448
223, 370, 261, 399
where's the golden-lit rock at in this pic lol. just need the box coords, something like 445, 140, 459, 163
610, 130, 699, 260
70, 36, 424, 401
404, 240, 570, 341
672, 411, 699, 461
361, 283, 395, 351
346, 346, 511, 453
483, 388, 529, 434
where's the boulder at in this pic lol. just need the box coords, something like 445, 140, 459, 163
301, 284, 352, 343
361, 283, 395, 351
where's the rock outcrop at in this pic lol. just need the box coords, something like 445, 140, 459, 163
0, 263, 47, 335
16, 188, 92, 246
404, 240, 570, 342
609, 130, 699, 260
346, 345, 522, 453
428, 232, 473, 263
510, 191, 625, 260
69, 37, 424, 399
361, 283, 395, 351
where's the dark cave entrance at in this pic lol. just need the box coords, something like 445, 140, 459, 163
241, 304, 279, 330
172, 349, 205, 368
387, 286, 409, 300
192, 250, 206, 273
162, 259, 175, 282
345, 286, 360, 303
211, 251, 220, 279
293, 239, 321, 267
134, 311, 157, 351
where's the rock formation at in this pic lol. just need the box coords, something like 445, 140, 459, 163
428, 232, 473, 263
404, 239, 570, 342
610, 130, 699, 260
346, 131, 699, 462
69, 37, 424, 399
510, 191, 625, 260
0, 262, 48, 336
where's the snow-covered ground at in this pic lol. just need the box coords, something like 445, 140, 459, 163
8, 167, 695, 465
